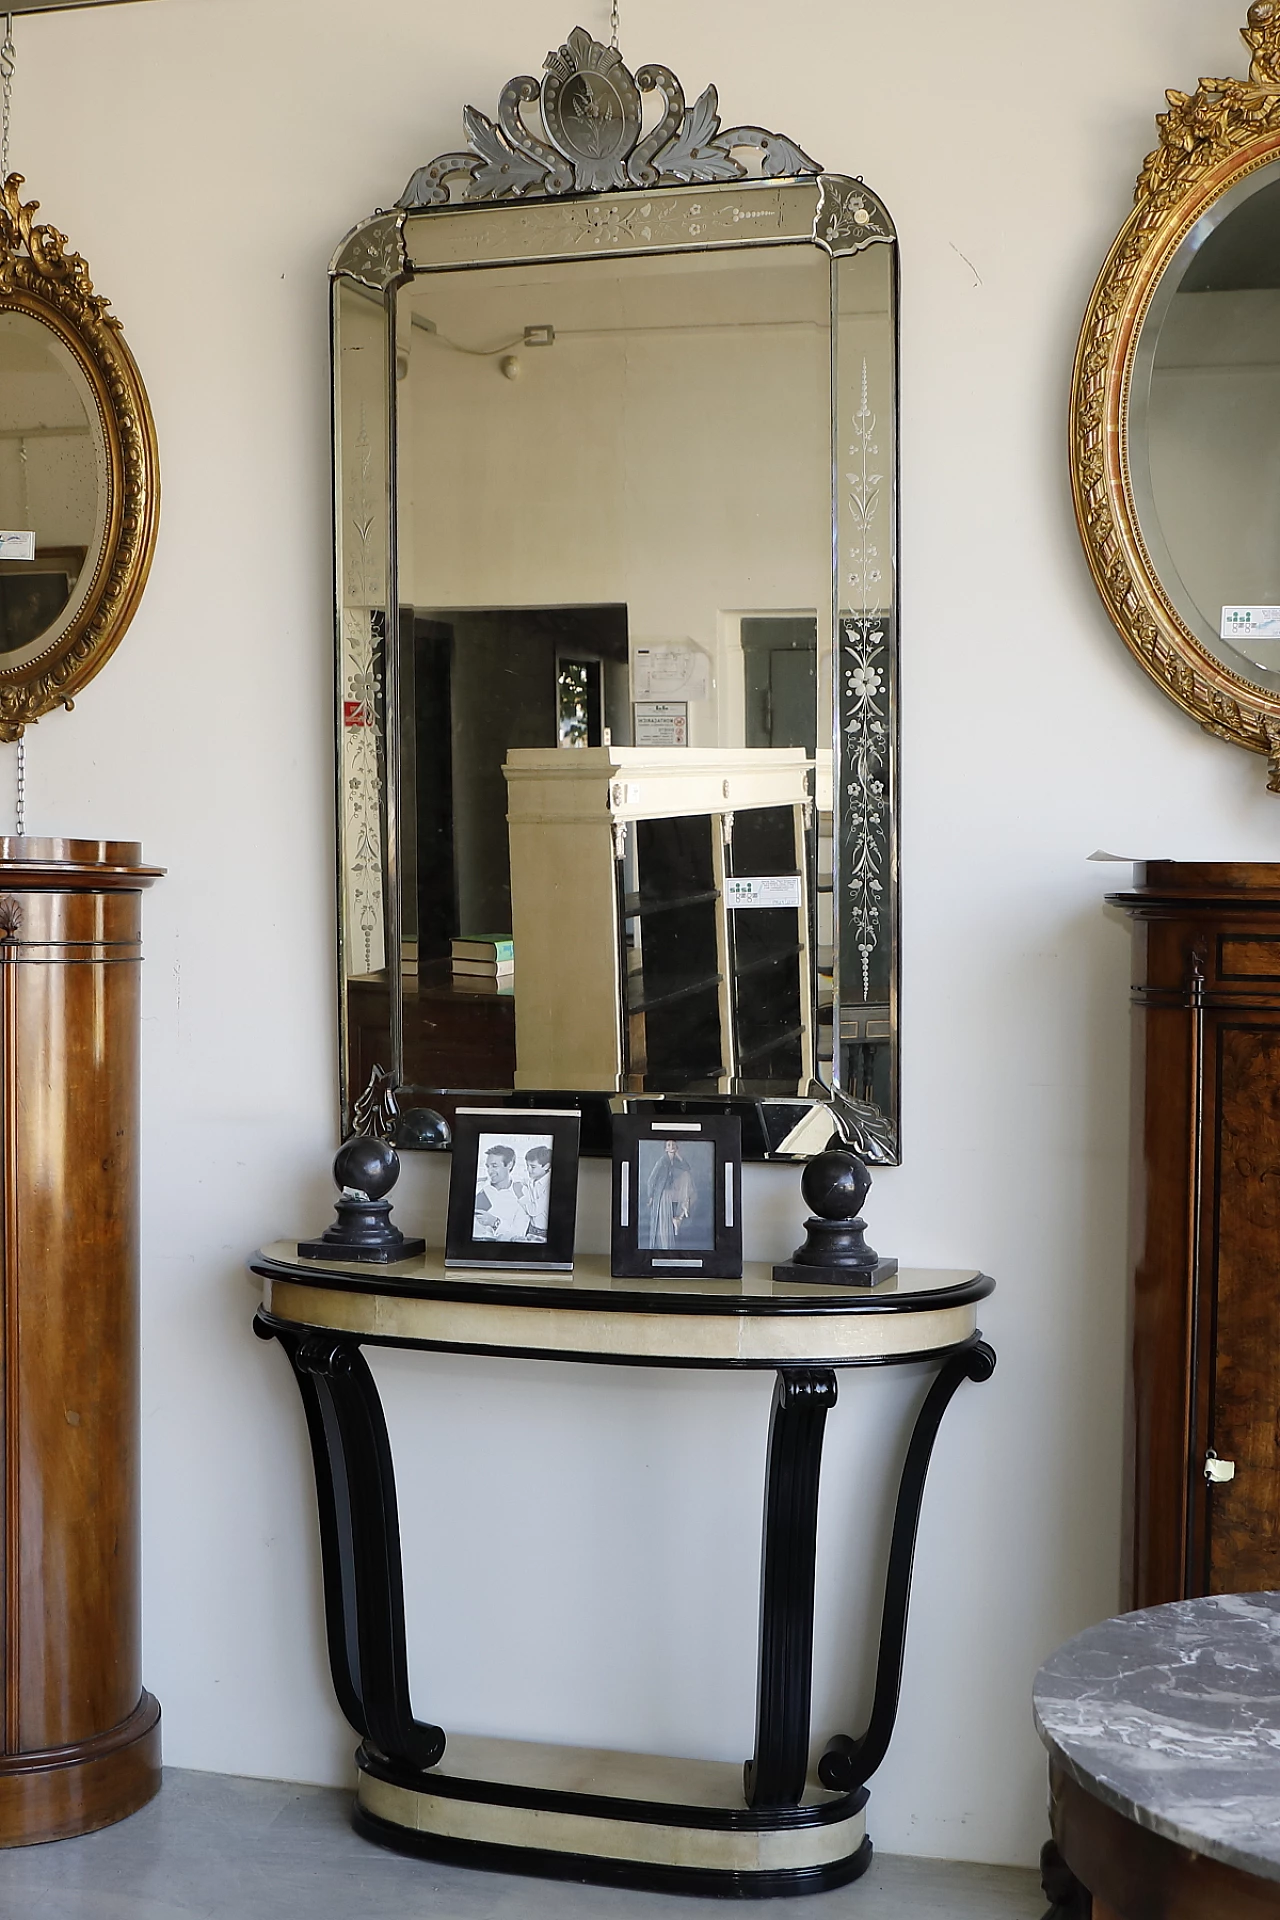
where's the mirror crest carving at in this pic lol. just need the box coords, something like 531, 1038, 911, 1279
1073, 4, 1280, 787
398, 25, 822, 209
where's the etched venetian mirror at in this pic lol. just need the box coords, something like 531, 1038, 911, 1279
1072, 2, 1280, 789
0, 175, 157, 740
332, 26, 899, 1159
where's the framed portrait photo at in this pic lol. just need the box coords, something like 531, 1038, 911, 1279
611, 1114, 742, 1280
445, 1108, 581, 1271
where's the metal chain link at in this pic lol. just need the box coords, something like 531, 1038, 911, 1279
1, 15, 15, 182
3, 11, 23, 836
609, 0, 619, 51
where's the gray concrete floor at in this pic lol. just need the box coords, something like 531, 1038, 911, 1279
0, 1769, 1046, 1919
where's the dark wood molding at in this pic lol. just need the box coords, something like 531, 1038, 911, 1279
1111, 864, 1280, 1606
1051, 1762, 1280, 1920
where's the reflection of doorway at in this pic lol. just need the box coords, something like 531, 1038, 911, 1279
742, 615, 817, 752
557, 656, 604, 746
403, 604, 629, 960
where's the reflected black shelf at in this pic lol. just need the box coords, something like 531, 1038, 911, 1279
627, 974, 723, 1017
623, 889, 721, 919
736, 944, 804, 979
740, 1025, 805, 1066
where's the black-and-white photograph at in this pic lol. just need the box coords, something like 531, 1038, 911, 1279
637, 1136, 715, 1251
473, 1131, 553, 1244
445, 1107, 580, 1271
611, 1114, 743, 1280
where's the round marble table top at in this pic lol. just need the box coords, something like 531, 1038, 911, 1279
1034, 1592, 1280, 1885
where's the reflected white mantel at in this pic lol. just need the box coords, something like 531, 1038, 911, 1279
504, 746, 814, 1094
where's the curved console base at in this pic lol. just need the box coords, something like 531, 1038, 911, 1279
355, 1737, 871, 1900
0, 1692, 161, 1847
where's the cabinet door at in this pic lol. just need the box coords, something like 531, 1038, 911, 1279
1205, 1010, 1280, 1593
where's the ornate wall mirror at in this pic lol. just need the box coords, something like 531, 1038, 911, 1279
332, 26, 899, 1160
1072, 2, 1280, 790
0, 174, 157, 740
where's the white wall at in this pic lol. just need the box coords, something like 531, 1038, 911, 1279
6, 0, 1276, 1871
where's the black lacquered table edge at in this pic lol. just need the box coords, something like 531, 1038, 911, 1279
252, 1250, 995, 1898
252, 1245, 994, 1316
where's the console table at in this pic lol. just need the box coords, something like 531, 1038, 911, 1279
251, 1245, 994, 1898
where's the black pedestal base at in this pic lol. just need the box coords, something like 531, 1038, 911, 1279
298, 1195, 426, 1264
772, 1257, 899, 1288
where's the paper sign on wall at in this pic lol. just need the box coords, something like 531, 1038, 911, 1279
1222, 606, 1280, 641
633, 701, 687, 746
725, 875, 803, 910
632, 643, 709, 702
0, 532, 35, 561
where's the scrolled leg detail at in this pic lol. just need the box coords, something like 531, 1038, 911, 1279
254, 1310, 446, 1772
818, 1337, 996, 1793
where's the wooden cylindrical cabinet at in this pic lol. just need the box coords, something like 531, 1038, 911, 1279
0, 838, 161, 1844
1112, 862, 1280, 1612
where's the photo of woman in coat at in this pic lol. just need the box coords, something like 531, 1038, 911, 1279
639, 1137, 714, 1250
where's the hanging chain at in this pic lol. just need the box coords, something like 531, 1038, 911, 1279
1, 15, 14, 182
609, 0, 619, 51
5, 9, 20, 834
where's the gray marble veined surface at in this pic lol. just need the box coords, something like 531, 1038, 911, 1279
1034, 1591, 1280, 1883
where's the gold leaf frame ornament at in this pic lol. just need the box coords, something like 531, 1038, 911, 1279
1071, 3, 1280, 790
0, 175, 158, 741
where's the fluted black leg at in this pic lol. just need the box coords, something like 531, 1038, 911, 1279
818, 1339, 996, 1793
255, 1312, 445, 1771
744, 1369, 839, 1809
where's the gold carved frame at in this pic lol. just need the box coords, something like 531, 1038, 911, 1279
1072, 2, 1280, 788
0, 174, 158, 740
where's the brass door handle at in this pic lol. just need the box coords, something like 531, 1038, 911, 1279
1205, 1449, 1236, 1485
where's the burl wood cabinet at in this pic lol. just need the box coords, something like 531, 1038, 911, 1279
0, 838, 161, 1844
1112, 862, 1280, 1609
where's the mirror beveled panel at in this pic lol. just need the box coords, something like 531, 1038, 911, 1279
332, 33, 899, 1159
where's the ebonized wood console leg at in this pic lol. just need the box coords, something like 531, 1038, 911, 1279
744, 1369, 838, 1809
818, 1339, 996, 1793
254, 1313, 445, 1771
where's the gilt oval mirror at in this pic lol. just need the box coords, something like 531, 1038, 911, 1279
1072, 2, 1280, 788
331, 27, 900, 1160
0, 176, 158, 738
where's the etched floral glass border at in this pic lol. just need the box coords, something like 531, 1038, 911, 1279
333, 278, 394, 1115
835, 248, 898, 1149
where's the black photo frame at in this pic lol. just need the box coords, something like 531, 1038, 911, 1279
611, 1114, 743, 1279
444, 1107, 580, 1271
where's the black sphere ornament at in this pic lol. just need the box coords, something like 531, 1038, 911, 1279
395, 1106, 452, 1152
334, 1134, 399, 1201
773, 1146, 897, 1288
802, 1148, 872, 1221
298, 1133, 427, 1265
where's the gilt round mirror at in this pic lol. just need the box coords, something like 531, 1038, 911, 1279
0, 175, 158, 739
1072, 3, 1280, 787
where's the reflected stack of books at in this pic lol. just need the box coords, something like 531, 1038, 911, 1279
451, 936, 515, 995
